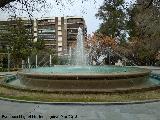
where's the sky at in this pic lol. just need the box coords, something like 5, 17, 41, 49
0, 0, 135, 34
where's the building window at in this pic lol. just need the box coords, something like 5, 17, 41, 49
58, 46, 62, 51
58, 26, 61, 30
34, 22, 37, 27
34, 28, 37, 31
58, 21, 61, 25
50, 19, 55, 22
34, 33, 37, 37
58, 36, 62, 41
58, 41, 62, 46
58, 31, 62, 35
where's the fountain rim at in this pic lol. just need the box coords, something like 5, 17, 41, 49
18, 66, 151, 80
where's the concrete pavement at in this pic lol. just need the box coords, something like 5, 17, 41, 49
0, 100, 160, 120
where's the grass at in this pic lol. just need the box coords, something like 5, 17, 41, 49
0, 77, 160, 102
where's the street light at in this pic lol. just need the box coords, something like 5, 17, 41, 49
6, 45, 10, 72
108, 47, 111, 65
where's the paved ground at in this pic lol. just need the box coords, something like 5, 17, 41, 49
0, 100, 160, 120
0, 66, 160, 120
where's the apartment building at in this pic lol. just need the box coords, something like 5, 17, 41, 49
8, 17, 34, 37
0, 16, 87, 56
0, 17, 34, 50
33, 17, 67, 56
0, 20, 8, 50
66, 16, 87, 50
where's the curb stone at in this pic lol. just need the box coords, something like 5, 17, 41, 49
0, 96, 160, 105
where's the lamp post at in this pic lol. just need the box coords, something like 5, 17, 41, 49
49, 54, 52, 67
6, 45, 10, 72
28, 57, 30, 69
108, 47, 111, 65
36, 54, 38, 68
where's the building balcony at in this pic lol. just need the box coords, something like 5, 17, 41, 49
37, 22, 55, 26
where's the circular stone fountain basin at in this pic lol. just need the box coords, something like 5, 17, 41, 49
17, 66, 151, 90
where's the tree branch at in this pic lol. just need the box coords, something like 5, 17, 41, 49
145, 0, 154, 9
0, 0, 16, 8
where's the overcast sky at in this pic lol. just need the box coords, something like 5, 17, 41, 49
0, 0, 135, 34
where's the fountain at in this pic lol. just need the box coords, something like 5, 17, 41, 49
75, 27, 87, 65
4, 27, 160, 92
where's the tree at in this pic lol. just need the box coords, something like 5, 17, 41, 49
0, 0, 159, 19
0, 0, 48, 17
0, 0, 47, 9
33, 38, 45, 53
0, 0, 15, 8
8, 19, 33, 67
0, 0, 99, 11
86, 33, 117, 65
126, 0, 160, 65
0, 18, 45, 67
95, 0, 128, 43
137, 0, 160, 9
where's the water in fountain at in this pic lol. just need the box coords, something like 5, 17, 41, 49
75, 27, 87, 65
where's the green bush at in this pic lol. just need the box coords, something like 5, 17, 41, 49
0, 67, 19, 72
0, 68, 8, 72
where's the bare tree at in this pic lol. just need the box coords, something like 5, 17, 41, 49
0, 0, 49, 17
0, 0, 98, 17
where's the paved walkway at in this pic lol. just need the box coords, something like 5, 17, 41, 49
0, 100, 160, 120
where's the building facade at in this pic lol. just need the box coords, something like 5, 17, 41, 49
0, 17, 34, 50
33, 17, 67, 56
66, 16, 87, 51
0, 16, 87, 57
0, 20, 9, 50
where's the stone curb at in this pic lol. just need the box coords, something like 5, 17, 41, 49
0, 96, 160, 106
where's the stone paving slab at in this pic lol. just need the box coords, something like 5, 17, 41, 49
0, 100, 160, 120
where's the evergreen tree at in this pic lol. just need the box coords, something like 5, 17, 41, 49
0, 18, 45, 67
127, 1, 160, 65
95, 0, 128, 43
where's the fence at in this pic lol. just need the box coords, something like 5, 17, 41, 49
0, 52, 62, 71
